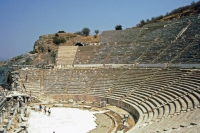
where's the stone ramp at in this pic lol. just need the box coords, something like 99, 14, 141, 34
56, 46, 78, 68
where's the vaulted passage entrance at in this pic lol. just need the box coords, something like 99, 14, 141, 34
74, 43, 83, 46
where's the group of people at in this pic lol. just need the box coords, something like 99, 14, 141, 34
39, 104, 51, 115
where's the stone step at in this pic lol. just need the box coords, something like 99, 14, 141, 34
174, 100, 181, 114
157, 107, 164, 120
151, 109, 159, 122
163, 104, 170, 118
145, 112, 153, 123
179, 98, 187, 111
169, 102, 175, 115
188, 93, 200, 108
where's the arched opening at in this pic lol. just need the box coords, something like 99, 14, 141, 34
74, 43, 83, 46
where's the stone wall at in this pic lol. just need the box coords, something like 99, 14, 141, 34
49, 94, 101, 102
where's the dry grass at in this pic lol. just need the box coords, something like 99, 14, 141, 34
63, 35, 99, 46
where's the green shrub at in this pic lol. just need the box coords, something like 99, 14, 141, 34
74, 31, 83, 36
29, 51, 35, 54
55, 33, 59, 37
115, 25, 122, 30
14, 56, 23, 61
53, 37, 66, 45
22, 58, 32, 65
49, 51, 56, 63
60, 38, 66, 43
57, 31, 65, 33
53, 37, 60, 45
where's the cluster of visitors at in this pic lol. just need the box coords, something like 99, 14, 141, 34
39, 104, 51, 115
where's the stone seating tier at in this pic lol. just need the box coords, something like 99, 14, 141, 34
56, 46, 78, 66
52, 15, 200, 65
17, 68, 200, 132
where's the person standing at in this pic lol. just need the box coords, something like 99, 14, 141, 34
48, 108, 51, 116
28, 98, 30, 105
39, 104, 42, 112
44, 106, 46, 114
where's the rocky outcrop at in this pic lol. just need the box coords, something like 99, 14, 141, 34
32, 33, 99, 66
33, 33, 99, 54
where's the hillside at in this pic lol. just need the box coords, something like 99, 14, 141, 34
6, 1, 200, 67
34, 33, 99, 53
32, 32, 99, 66
136, 1, 200, 27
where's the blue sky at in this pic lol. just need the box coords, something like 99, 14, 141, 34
0, 0, 198, 59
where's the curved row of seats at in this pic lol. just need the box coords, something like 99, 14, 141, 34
73, 15, 200, 65
85, 69, 199, 132
105, 69, 200, 132
19, 68, 200, 132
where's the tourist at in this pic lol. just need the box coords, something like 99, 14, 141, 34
39, 104, 42, 112
48, 108, 51, 116
28, 98, 30, 105
44, 106, 46, 114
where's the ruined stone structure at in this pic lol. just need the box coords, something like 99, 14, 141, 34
8, 14, 200, 132
16, 67, 200, 132
0, 90, 31, 132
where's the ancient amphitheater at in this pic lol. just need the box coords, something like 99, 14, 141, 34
0, 14, 200, 132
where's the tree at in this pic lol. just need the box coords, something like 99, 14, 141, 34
115, 25, 122, 30
94, 29, 99, 35
140, 19, 145, 25
94, 29, 99, 38
82, 27, 90, 36
191, 0, 195, 5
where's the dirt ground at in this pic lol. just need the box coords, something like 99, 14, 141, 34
89, 113, 113, 133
